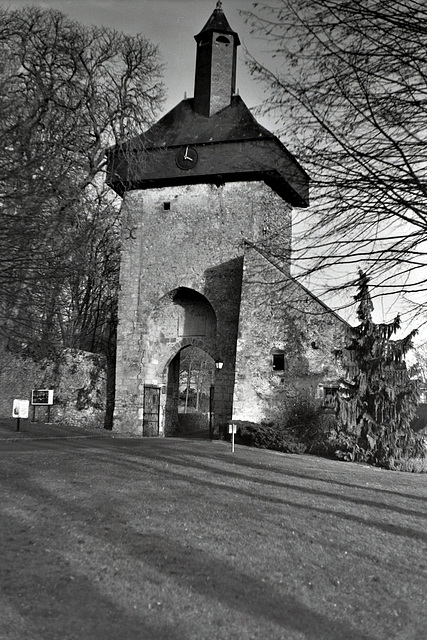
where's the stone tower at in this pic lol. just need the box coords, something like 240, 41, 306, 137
107, 3, 345, 436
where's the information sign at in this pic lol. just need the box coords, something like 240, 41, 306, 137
31, 389, 54, 406
12, 399, 29, 419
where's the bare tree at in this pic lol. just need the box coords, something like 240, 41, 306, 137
179, 347, 214, 413
0, 6, 165, 356
242, 0, 427, 320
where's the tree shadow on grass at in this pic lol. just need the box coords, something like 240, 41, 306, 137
124, 531, 374, 640
0, 513, 183, 640
224, 450, 427, 502
2, 441, 423, 639
55, 441, 426, 544
35, 435, 427, 502
158, 440, 427, 502
97, 436, 427, 503
144, 447, 427, 526
1, 495, 375, 640
1, 467, 375, 640
21, 437, 426, 529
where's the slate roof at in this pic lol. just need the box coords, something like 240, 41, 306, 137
195, 1, 240, 45
106, 3, 309, 205
139, 95, 276, 149
107, 94, 310, 206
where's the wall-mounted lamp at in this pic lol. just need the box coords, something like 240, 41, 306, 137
215, 359, 224, 370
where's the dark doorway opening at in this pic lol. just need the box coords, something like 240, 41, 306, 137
165, 346, 215, 437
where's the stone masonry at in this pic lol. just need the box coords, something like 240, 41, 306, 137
233, 246, 347, 423
114, 181, 293, 435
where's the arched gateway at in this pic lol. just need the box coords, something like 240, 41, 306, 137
143, 288, 220, 437
162, 345, 216, 437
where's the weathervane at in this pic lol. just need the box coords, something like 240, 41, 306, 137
216, 1, 223, 10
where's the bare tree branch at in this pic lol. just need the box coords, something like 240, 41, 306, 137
0, 6, 165, 357
242, 0, 427, 320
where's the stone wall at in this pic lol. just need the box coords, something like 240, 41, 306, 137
233, 246, 348, 423
194, 28, 236, 117
0, 346, 41, 418
0, 345, 106, 429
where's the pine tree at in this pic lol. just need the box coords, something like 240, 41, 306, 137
336, 271, 420, 465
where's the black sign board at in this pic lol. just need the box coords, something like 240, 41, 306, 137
31, 389, 54, 406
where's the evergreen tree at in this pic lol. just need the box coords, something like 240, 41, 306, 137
336, 271, 420, 465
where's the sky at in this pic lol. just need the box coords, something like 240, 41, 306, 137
4, 0, 426, 342
4, 0, 271, 126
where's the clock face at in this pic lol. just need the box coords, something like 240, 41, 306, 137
175, 146, 198, 170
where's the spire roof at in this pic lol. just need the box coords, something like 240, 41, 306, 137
195, 1, 241, 45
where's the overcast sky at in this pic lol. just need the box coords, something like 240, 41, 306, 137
5, 0, 271, 126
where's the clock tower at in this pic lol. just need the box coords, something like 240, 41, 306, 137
105, 3, 344, 438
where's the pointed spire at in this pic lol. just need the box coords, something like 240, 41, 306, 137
195, 2, 240, 46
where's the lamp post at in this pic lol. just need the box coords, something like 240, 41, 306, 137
211, 359, 224, 439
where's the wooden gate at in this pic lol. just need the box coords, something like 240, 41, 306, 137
143, 386, 160, 436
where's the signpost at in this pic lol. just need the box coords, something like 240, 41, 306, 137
12, 399, 30, 432
228, 423, 237, 453
31, 389, 54, 422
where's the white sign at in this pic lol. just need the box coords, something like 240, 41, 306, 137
228, 423, 237, 453
12, 399, 29, 419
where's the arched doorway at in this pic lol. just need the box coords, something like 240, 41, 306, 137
143, 286, 220, 437
164, 345, 216, 437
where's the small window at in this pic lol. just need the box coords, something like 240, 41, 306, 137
163, 202, 171, 211
272, 353, 285, 371
216, 35, 230, 44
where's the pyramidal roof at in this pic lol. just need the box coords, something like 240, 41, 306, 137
195, 1, 241, 45
140, 95, 275, 149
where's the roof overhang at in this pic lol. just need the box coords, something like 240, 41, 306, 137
106, 96, 309, 207
107, 138, 309, 207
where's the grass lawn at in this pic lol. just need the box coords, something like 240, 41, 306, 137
0, 436, 425, 640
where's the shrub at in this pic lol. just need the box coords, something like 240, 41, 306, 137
233, 421, 282, 449
386, 456, 427, 473
326, 429, 366, 462
281, 396, 336, 454
232, 397, 336, 455
231, 397, 426, 472
327, 423, 427, 469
